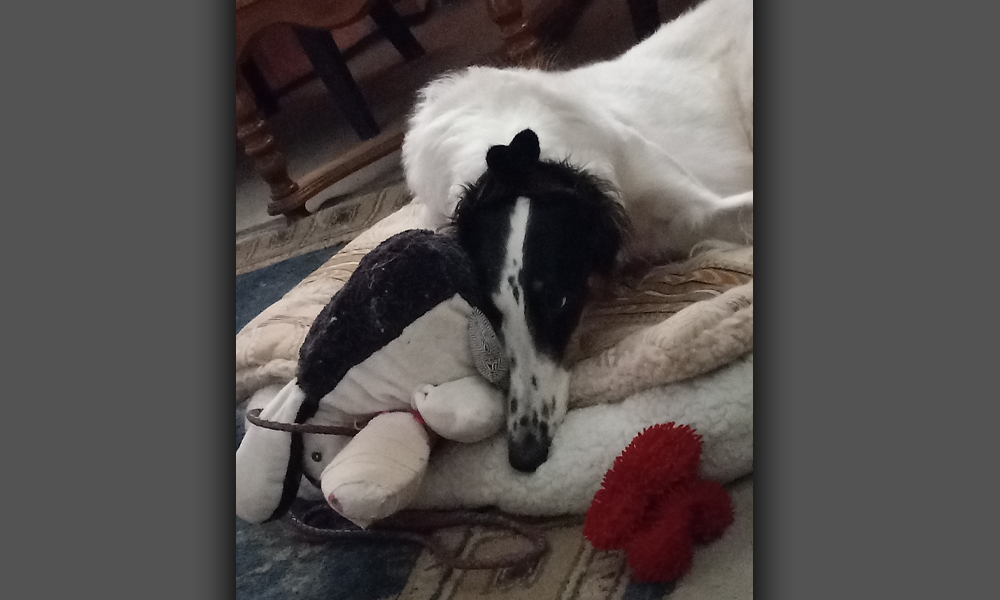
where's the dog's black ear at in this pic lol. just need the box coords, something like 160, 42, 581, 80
584, 192, 631, 277
508, 129, 540, 162
486, 129, 541, 181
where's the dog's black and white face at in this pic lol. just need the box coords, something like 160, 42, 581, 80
454, 130, 629, 472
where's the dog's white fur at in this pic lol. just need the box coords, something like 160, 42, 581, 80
402, 0, 754, 262
401, 0, 753, 469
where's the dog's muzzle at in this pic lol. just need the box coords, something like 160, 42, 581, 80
508, 427, 551, 473
503, 360, 568, 473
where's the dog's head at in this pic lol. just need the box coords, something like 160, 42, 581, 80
454, 129, 630, 472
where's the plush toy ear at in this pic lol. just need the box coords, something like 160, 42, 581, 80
485, 129, 541, 182
412, 377, 505, 443
236, 380, 308, 524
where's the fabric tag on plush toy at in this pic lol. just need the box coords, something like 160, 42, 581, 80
468, 307, 508, 390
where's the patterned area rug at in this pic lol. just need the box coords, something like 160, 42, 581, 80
235, 183, 753, 600
236, 174, 413, 276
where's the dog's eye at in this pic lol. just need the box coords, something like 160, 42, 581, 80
311, 452, 322, 462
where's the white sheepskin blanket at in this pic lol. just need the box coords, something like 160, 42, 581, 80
410, 354, 752, 515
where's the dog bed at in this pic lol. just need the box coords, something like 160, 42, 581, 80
236, 201, 753, 516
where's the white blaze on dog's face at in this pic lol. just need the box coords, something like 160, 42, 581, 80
454, 129, 629, 472
493, 197, 572, 471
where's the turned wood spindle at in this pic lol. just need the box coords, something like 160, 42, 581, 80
486, 0, 544, 65
236, 77, 302, 217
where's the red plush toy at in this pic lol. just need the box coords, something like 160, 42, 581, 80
583, 423, 734, 582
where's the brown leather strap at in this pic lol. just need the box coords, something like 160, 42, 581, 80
245, 407, 364, 436
288, 503, 550, 570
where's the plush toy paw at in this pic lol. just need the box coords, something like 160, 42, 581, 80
412, 377, 505, 443
321, 412, 431, 529
583, 422, 734, 583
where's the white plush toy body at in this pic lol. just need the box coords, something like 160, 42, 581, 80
236, 230, 508, 528
238, 375, 503, 528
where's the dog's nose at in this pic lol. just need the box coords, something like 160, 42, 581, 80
508, 432, 551, 473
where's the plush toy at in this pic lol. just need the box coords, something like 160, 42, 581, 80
583, 423, 735, 582
236, 229, 509, 528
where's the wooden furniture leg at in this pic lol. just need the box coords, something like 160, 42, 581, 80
486, 0, 544, 65
236, 73, 306, 220
369, 0, 426, 60
236, 0, 416, 219
294, 25, 381, 140
239, 58, 281, 117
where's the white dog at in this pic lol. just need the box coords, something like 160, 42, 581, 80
401, 0, 753, 472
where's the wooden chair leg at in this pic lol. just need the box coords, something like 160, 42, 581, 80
294, 26, 380, 141
486, 0, 544, 65
369, 0, 425, 60
239, 58, 280, 117
626, 0, 661, 41
236, 73, 301, 216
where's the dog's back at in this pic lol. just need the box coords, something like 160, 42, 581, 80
402, 0, 753, 220
577, 0, 753, 191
